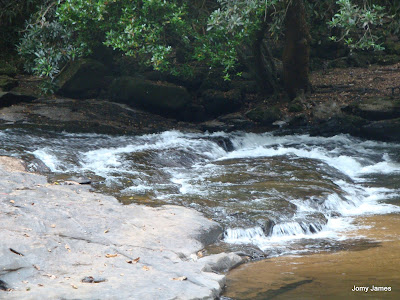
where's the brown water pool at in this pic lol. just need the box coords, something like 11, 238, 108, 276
224, 213, 400, 299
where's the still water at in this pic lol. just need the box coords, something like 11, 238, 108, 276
224, 213, 400, 299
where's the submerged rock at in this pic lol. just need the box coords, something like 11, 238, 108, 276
25, 158, 51, 174
201, 253, 244, 273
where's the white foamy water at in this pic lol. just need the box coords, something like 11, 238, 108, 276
215, 133, 400, 251
30, 148, 64, 172
1, 128, 399, 255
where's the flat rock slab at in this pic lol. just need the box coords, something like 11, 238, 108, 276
0, 98, 200, 135
0, 157, 242, 299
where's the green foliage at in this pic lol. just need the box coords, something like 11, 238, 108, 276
57, 0, 193, 74
328, 0, 386, 51
18, 20, 85, 79
0, 0, 43, 51
384, 0, 400, 35
0, 0, 38, 25
15, 0, 398, 91
197, 0, 284, 79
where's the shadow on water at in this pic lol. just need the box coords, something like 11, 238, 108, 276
233, 279, 314, 300
224, 214, 400, 300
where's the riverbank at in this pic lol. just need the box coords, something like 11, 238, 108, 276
1, 62, 400, 141
0, 156, 243, 299
224, 213, 400, 299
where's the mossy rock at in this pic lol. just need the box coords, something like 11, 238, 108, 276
245, 105, 282, 125
361, 118, 400, 142
0, 75, 18, 91
0, 91, 36, 108
230, 80, 258, 94
309, 114, 369, 137
109, 76, 192, 117
288, 103, 304, 112
199, 71, 232, 92
0, 62, 17, 77
312, 101, 341, 121
384, 40, 400, 55
201, 89, 242, 116
56, 58, 108, 99
288, 97, 305, 113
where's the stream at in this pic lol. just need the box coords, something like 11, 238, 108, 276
1, 128, 399, 259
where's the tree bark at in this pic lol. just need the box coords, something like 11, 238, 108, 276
282, 0, 311, 99
252, 22, 278, 94
237, 21, 279, 95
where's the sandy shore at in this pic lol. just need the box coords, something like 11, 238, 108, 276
0, 156, 242, 299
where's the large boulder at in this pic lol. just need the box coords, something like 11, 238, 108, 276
0, 91, 36, 108
361, 118, 400, 142
0, 62, 17, 77
312, 101, 342, 121
109, 76, 192, 117
245, 105, 282, 125
0, 157, 237, 300
201, 89, 242, 116
56, 58, 107, 99
0, 75, 18, 91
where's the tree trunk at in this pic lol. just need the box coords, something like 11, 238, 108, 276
252, 23, 279, 94
237, 21, 279, 95
282, 0, 311, 99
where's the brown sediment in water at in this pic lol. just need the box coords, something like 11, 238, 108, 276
224, 214, 400, 299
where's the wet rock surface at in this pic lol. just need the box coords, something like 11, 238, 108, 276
0, 75, 18, 91
0, 91, 36, 109
56, 58, 108, 99
2, 62, 400, 142
308, 96, 400, 141
0, 156, 243, 299
109, 76, 192, 118
0, 97, 199, 135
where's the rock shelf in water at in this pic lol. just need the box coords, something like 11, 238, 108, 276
0, 156, 242, 299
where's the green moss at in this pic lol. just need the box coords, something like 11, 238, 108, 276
246, 105, 281, 125
288, 104, 303, 112
56, 58, 107, 98
201, 89, 242, 115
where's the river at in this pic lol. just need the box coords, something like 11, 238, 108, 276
1, 128, 399, 297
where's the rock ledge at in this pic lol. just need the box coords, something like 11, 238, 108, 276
0, 157, 242, 300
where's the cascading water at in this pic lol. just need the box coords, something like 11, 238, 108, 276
1, 128, 399, 256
